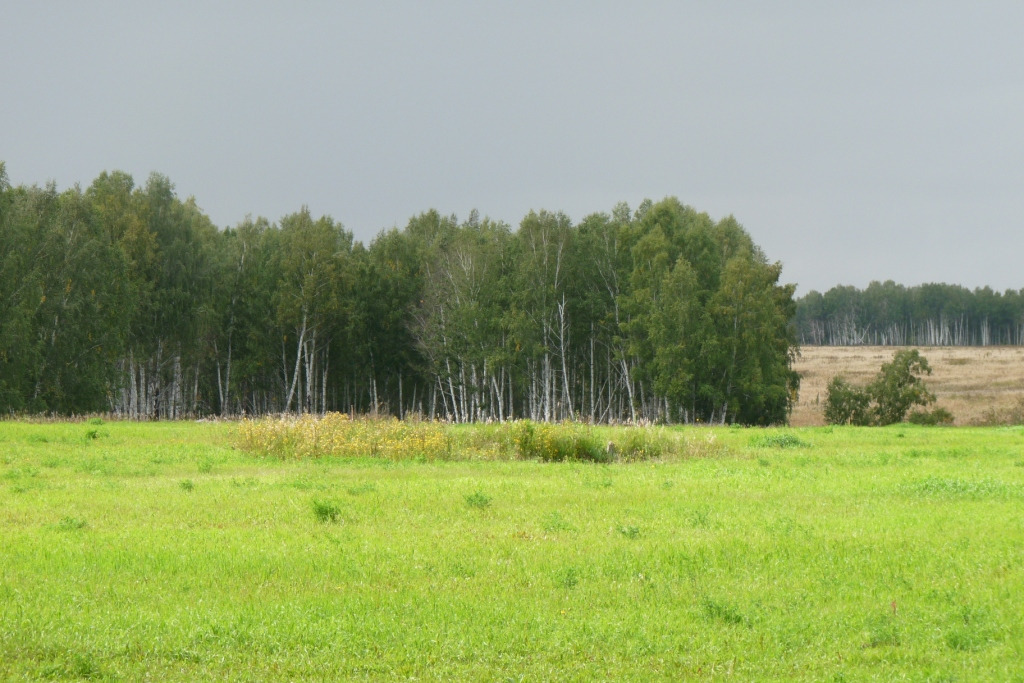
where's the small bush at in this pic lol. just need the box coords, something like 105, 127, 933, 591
908, 407, 954, 425
823, 376, 872, 425
179, 479, 195, 492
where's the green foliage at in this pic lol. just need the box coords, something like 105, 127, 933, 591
749, 432, 810, 449
2, 164, 799, 424
311, 499, 342, 523
464, 491, 492, 510
908, 407, 955, 426
796, 280, 1024, 346
869, 349, 936, 425
510, 420, 607, 462
823, 376, 873, 425
825, 350, 941, 426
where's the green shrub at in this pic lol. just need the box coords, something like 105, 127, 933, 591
823, 376, 872, 425
824, 350, 940, 426
908, 407, 954, 425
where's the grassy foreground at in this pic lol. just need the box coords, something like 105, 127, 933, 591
2, 421, 1024, 680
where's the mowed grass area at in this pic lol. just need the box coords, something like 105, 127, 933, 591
2, 421, 1024, 680
792, 346, 1024, 427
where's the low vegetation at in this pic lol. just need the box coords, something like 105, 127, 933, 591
2, 420, 1023, 679
824, 349, 938, 426
792, 345, 1024, 427
238, 413, 683, 463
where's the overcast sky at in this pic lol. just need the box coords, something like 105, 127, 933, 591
3, 2, 1023, 294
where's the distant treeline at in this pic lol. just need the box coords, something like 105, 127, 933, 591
796, 282, 1024, 346
0, 163, 798, 423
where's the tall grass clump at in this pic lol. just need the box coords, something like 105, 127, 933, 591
510, 420, 608, 462
238, 413, 451, 460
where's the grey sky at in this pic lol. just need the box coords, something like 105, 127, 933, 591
4, 2, 1023, 294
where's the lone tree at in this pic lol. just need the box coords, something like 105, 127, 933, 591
824, 349, 937, 426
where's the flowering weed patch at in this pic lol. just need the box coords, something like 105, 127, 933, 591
237, 413, 452, 460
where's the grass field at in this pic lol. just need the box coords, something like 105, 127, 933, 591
792, 346, 1024, 427
2, 420, 1024, 680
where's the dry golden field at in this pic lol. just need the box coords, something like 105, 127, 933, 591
791, 346, 1024, 426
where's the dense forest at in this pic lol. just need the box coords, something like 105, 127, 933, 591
796, 282, 1024, 346
0, 163, 799, 424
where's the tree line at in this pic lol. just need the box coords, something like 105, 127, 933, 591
796, 281, 1024, 346
0, 163, 799, 424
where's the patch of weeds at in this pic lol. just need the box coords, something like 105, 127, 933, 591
447, 560, 476, 580
542, 511, 575, 533
180, 479, 195, 492
687, 507, 711, 529
84, 428, 100, 440
685, 431, 725, 458
42, 652, 105, 680
908, 407, 955, 425
903, 477, 1016, 500
511, 420, 608, 462
616, 427, 671, 460
556, 566, 580, 589
750, 432, 809, 449
945, 606, 995, 651
289, 477, 326, 491
88, 417, 104, 426
863, 613, 901, 648
346, 482, 376, 496
3, 465, 39, 480
57, 516, 88, 531
197, 458, 214, 474
617, 524, 641, 539
465, 491, 492, 510
312, 499, 342, 523
702, 597, 747, 626
662, 480, 674, 489
757, 457, 771, 467
26, 433, 48, 444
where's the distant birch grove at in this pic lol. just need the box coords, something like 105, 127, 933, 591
1, 163, 800, 423
795, 283, 1024, 346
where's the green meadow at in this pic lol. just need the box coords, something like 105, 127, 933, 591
2, 421, 1023, 680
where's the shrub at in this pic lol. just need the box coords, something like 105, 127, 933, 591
908, 407, 954, 426
869, 349, 936, 425
823, 376, 872, 425
824, 350, 942, 426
